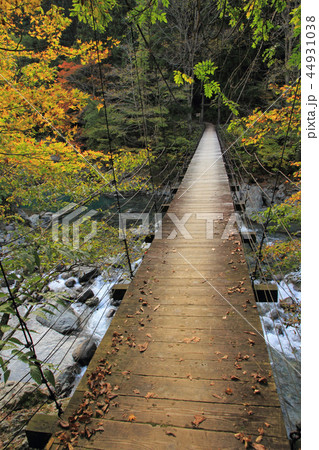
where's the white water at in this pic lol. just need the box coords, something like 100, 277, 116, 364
3, 245, 151, 386
256, 274, 301, 436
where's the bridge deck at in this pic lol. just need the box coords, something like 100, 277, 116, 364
48, 125, 289, 449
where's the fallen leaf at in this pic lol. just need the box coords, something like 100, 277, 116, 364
133, 389, 140, 394
248, 339, 255, 346
264, 422, 271, 428
153, 304, 160, 311
252, 444, 266, 450
59, 421, 70, 429
225, 387, 233, 395
95, 409, 104, 417
165, 430, 176, 437
95, 426, 104, 432
222, 354, 229, 360
145, 392, 157, 399
146, 334, 152, 338
138, 342, 149, 352
128, 414, 136, 422
212, 393, 223, 399
255, 435, 263, 443
258, 427, 265, 435
192, 415, 206, 427
244, 331, 257, 336
230, 375, 240, 381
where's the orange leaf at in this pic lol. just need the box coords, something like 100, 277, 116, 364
230, 375, 240, 381
212, 393, 223, 399
59, 420, 69, 429
192, 415, 206, 427
145, 392, 157, 399
138, 342, 149, 352
128, 414, 136, 422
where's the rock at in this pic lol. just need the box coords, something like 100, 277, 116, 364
275, 323, 284, 335
77, 266, 100, 283
246, 185, 263, 211
1, 278, 15, 287
274, 183, 287, 203
72, 339, 97, 366
86, 296, 99, 307
285, 271, 301, 292
36, 295, 81, 334
78, 288, 94, 303
61, 272, 72, 280
65, 278, 76, 288
5, 224, 15, 232
262, 317, 274, 332
55, 364, 82, 397
56, 263, 65, 272
0, 382, 48, 410
111, 298, 121, 307
262, 187, 273, 206
269, 307, 286, 321
29, 214, 40, 228
66, 289, 79, 301
107, 308, 116, 318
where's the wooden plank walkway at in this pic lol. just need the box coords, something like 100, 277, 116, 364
47, 125, 289, 449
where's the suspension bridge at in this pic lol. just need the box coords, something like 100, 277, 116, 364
43, 124, 290, 449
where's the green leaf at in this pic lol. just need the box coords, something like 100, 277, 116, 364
0, 304, 14, 314
44, 368, 55, 387
30, 364, 43, 385
3, 369, 11, 383
0, 324, 11, 333
8, 337, 24, 346
34, 250, 41, 268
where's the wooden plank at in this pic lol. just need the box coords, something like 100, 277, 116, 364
50, 420, 289, 449
59, 392, 286, 438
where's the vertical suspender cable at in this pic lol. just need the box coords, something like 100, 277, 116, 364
89, 0, 133, 278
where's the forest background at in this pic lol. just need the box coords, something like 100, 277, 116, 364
0, 0, 301, 387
